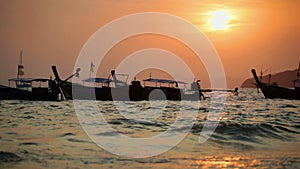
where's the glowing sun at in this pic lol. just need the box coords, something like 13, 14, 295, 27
208, 10, 232, 31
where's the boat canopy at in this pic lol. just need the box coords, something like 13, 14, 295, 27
82, 77, 127, 87
83, 77, 111, 83
143, 78, 187, 84
8, 78, 50, 82
8, 78, 51, 88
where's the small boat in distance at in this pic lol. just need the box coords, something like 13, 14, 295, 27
251, 69, 300, 100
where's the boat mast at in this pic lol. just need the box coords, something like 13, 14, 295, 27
268, 67, 271, 84
90, 62, 94, 78
260, 65, 263, 81
17, 50, 22, 79
297, 62, 300, 78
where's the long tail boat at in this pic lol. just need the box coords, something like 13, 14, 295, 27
0, 52, 60, 101
0, 78, 60, 101
129, 78, 205, 101
251, 69, 300, 100
129, 77, 238, 101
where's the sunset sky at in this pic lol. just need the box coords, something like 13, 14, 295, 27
0, 0, 299, 88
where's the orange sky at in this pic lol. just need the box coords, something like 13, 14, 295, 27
0, 0, 299, 88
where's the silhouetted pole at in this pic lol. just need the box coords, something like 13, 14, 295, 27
297, 62, 300, 78
268, 68, 271, 84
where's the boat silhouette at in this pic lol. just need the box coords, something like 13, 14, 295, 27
0, 78, 59, 101
0, 52, 60, 101
251, 69, 300, 100
129, 78, 205, 101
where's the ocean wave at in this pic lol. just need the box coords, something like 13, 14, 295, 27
191, 121, 299, 144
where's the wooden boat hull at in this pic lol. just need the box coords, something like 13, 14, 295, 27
129, 80, 202, 101
0, 85, 59, 101
251, 69, 300, 100
72, 85, 129, 101
57, 81, 191, 101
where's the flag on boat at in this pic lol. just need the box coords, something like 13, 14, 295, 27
18, 64, 24, 76
17, 50, 24, 76
18, 69, 24, 76
90, 62, 95, 73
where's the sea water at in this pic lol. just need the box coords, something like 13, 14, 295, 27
0, 89, 299, 168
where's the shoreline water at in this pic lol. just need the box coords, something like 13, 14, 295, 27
0, 89, 299, 168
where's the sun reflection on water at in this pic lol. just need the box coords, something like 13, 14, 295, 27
191, 156, 261, 168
